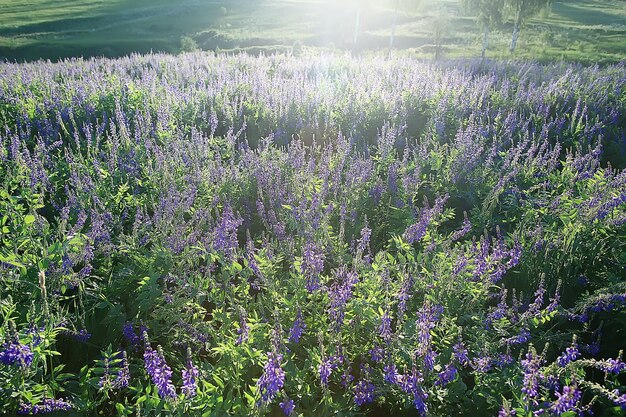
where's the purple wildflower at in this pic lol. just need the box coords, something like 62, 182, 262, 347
505, 328, 531, 346
451, 214, 471, 241
601, 355, 626, 374
550, 385, 581, 414
302, 241, 324, 292
0, 341, 33, 368
423, 350, 437, 371
470, 355, 492, 373
288, 310, 305, 344
26, 323, 43, 347
356, 219, 371, 255
435, 364, 457, 386
318, 357, 337, 388
17, 398, 73, 414
342, 364, 354, 388
453, 341, 470, 366
73, 329, 91, 342
611, 389, 626, 408
415, 302, 442, 371
587, 328, 602, 356
523, 278, 545, 318
279, 398, 295, 415
354, 379, 376, 406
556, 341, 579, 367
236, 312, 249, 346
399, 366, 428, 416
212, 204, 243, 260
498, 405, 517, 416
144, 345, 176, 400
369, 345, 385, 362
99, 357, 111, 388
404, 195, 448, 244
182, 349, 199, 398
396, 273, 414, 323
487, 288, 509, 327
384, 363, 399, 384
257, 351, 285, 404
379, 312, 392, 342
327, 268, 358, 332
521, 347, 543, 404
123, 322, 141, 347
114, 351, 130, 389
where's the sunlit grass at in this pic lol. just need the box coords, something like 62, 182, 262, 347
0, 0, 624, 63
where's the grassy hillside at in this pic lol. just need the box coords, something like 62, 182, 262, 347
0, 0, 625, 62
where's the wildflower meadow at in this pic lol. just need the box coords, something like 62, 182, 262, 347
1, 52, 626, 416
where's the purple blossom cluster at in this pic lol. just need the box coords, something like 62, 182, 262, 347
398, 366, 429, 416
556, 342, 579, 367
327, 267, 359, 332
404, 194, 448, 244
17, 398, 72, 414
301, 241, 325, 292
288, 310, 305, 344
144, 345, 176, 400
181, 350, 199, 398
521, 347, 544, 404
435, 364, 458, 387
550, 385, 581, 415
415, 302, 443, 371
0, 341, 33, 368
115, 351, 130, 389
257, 351, 285, 404
122, 322, 146, 349
279, 398, 295, 415
318, 356, 338, 388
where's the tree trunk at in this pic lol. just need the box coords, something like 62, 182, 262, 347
481, 26, 489, 59
389, 0, 400, 55
353, 6, 361, 53
510, 1, 525, 53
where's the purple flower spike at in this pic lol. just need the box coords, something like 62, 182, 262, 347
384, 363, 399, 384
257, 351, 285, 404
521, 347, 543, 403
17, 398, 73, 414
288, 310, 305, 344
280, 398, 295, 415
435, 364, 457, 387
182, 348, 199, 398
0, 341, 33, 368
114, 351, 130, 389
318, 357, 337, 388
144, 345, 176, 400
550, 385, 581, 414
354, 379, 376, 406
556, 342, 579, 367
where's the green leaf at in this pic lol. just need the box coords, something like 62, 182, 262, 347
24, 214, 36, 225
116, 403, 127, 416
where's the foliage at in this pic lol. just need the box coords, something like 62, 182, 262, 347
506, 0, 554, 53
461, 0, 507, 57
180, 36, 199, 54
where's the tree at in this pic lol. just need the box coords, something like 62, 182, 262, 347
389, 0, 424, 53
389, 0, 401, 53
430, 10, 450, 60
462, 0, 506, 59
506, 0, 552, 53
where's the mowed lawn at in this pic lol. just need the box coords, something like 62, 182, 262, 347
0, 0, 625, 62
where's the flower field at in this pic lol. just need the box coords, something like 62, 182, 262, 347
1, 52, 626, 416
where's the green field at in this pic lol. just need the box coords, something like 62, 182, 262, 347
0, 0, 625, 62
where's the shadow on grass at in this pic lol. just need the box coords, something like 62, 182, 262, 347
552, 1, 625, 26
